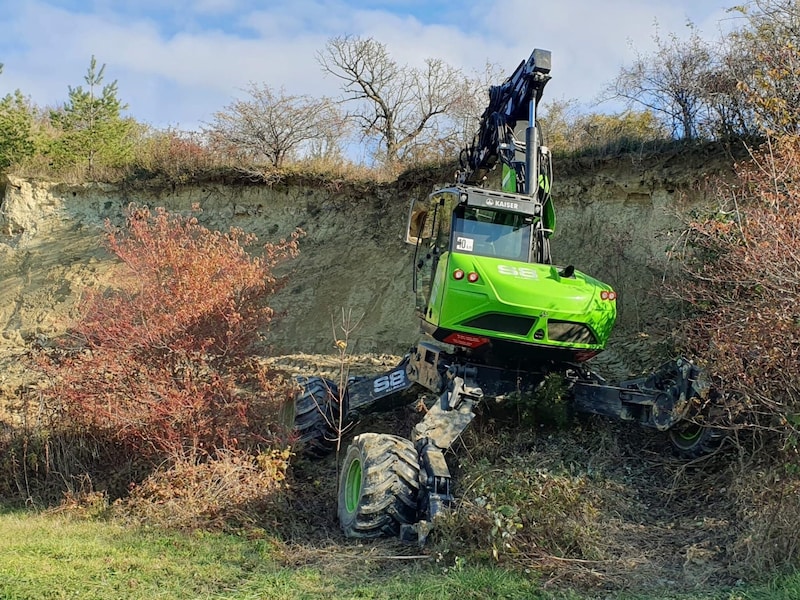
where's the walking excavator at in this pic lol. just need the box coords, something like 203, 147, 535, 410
288, 49, 720, 541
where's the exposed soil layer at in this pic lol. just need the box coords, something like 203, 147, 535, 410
0, 150, 735, 399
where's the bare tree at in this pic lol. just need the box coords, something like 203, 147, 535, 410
605, 24, 716, 140
317, 35, 465, 166
435, 61, 506, 160
699, 40, 759, 139
205, 84, 346, 168
727, 0, 800, 135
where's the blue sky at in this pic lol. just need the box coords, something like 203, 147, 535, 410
0, 0, 737, 131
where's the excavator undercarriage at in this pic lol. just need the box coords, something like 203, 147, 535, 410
293, 341, 714, 542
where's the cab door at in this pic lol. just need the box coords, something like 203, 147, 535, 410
405, 190, 458, 319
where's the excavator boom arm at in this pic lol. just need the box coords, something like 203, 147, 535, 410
460, 48, 552, 188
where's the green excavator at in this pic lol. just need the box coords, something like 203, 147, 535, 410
289, 49, 719, 542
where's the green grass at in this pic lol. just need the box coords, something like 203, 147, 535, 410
0, 508, 797, 600
0, 510, 321, 599
0, 508, 549, 600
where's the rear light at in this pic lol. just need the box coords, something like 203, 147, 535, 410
600, 290, 617, 301
453, 269, 480, 283
443, 332, 490, 349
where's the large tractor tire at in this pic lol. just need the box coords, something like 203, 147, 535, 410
668, 421, 725, 459
289, 376, 346, 458
338, 433, 420, 538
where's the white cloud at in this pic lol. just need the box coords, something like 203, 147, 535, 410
0, 0, 735, 130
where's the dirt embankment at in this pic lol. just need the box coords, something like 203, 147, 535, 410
0, 150, 734, 400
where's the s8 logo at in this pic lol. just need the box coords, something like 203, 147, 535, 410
373, 369, 407, 394
497, 265, 539, 280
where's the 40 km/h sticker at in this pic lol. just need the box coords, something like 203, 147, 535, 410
373, 369, 407, 395
455, 237, 474, 252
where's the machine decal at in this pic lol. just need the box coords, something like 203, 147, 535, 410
497, 264, 539, 280
373, 369, 407, 394
455, 237, 474, 252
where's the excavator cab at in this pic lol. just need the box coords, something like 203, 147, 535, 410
405, 186, 617, 367
452, 205, 532, 261
401, 44, 618, 367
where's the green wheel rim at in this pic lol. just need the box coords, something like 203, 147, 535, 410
344, 458, 362, 514
676, 425, 703, 442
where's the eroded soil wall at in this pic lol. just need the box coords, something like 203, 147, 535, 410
0, 150, 732, 395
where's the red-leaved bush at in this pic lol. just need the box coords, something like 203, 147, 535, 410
41, 204, 300, 462
674, 135, 800, 573
675, 135, 800, 437
136, 129, 222, 183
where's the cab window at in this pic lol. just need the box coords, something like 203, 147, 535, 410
451, 206, 531, 262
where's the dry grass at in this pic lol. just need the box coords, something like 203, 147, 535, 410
116, 448, 292, 533
727, 456, 800, 576
429, 417, 748, 593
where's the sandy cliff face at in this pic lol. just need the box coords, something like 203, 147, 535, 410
0, 151, 733, 398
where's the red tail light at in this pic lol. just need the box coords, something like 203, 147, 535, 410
600, 290, 617, 301
453, 269, 480, 283
443, 332, 490, 349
